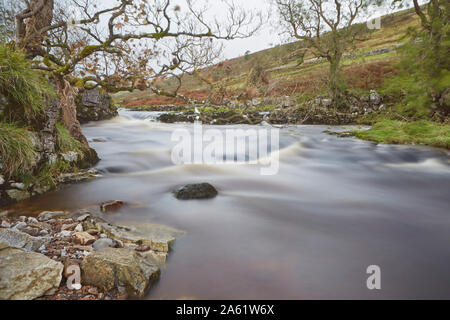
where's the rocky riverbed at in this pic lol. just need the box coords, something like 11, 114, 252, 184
0, 206, 183, 300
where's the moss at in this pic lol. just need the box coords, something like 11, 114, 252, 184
353, 120, 450, 149
56, 65, 70, 74
78, 45, 101, 58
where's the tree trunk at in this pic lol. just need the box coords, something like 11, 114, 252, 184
17, 0, 54, 57
16, 0, 92, 151
328, 55, 343, 107
55, 76, 89, 148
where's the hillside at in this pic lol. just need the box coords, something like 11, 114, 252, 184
115, 8, 420, 108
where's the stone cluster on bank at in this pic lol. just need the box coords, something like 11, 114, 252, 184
154, 90, 386, 125
0, 208, 177, 300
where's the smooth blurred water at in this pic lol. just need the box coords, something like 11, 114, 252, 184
6, 110, 450, 299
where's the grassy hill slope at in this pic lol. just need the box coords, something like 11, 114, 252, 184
115, 8, 420, 107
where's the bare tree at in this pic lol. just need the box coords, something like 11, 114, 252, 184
10, 0, 262, 147
275, 0, 378, 106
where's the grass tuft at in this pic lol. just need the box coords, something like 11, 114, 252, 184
353, 120, 450, 149
55, 122, 84, 155
0, 122, 37, 178
0, 43, 55, 118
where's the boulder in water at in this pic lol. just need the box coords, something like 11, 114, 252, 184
174, 183, 218, 200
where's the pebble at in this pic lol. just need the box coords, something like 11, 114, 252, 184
27, 217, 39, 224
19, 216, 26, 222
39, 229, 49, 236
13, 222, 27, 229
60, 230, 72, 237
100, 233, 107, 238
77, 214, 90, 222
1, 221, 11, 228
92, 238, 116, 251
74, 224, 83, 232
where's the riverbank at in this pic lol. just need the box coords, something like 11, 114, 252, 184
0, 205, 179, 300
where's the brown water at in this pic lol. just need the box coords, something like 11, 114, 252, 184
5, 110, 450, 299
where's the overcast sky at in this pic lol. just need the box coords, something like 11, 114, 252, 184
84, 0, 422, 61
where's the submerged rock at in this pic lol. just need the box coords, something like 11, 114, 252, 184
100, 200, 124, 213
0, 244, 63, 300
174, 183, 218, 200
81, 248, 160, 298
38, 211, 67, 221
99, 222, 175, 253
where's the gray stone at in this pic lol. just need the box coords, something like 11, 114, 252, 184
11, 182, 26, 190
1, 221, 11, 228
174, 183, 218, 200
92, 238, 117, 251
99, 222, 176, 253
13, 221, 27, 229
38, 211, 67, 221
6, 189, 30, 202
33, 185, 51, 195
27, 217, 39, 224
76, 214, 91, 222
0, 246, 63, 300
81, 88, 102, 107
59, 230, 72, 238
0, 228, 50, 252
369, 90, 382, 105
60, 151, 79, 163
0, 175, 4, 185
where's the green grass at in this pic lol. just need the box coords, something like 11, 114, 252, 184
0, 43, 55, 118
55, 122, 84, 155
353, 120, 450, 149
0, 122, 37, 178
36, 159, 73, 188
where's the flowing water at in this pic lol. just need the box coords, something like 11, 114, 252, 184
5, 110, 450, 299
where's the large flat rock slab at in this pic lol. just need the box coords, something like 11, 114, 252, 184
0, 244, 63, 300
99, 221, 184, 253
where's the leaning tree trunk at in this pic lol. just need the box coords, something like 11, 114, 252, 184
15, 0, 93, 151
55, 76, 89, 148
16, 0, 54, 57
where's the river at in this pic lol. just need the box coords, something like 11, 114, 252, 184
5, 109, 450, 299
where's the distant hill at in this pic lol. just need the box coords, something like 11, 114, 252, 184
115, 8, 420, 107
